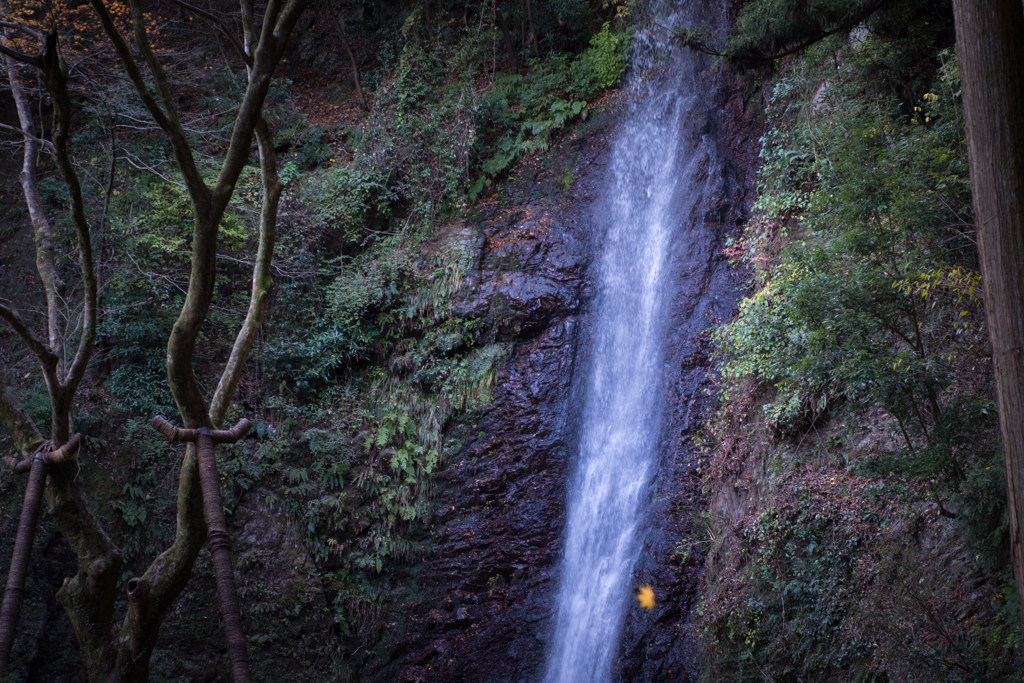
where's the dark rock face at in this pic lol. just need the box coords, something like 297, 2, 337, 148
360, 119, 614, 683
368, 64, 757, 683
616, 75, 756, 683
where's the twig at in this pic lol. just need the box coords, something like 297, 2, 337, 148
0, 121, 54, 150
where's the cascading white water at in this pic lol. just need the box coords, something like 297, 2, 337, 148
543, 2, 722, 681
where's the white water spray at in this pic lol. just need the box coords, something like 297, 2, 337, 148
543, 2, 723, 681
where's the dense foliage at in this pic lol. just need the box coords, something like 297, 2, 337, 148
0, 0, 630, 678
701, 2, 1023, 681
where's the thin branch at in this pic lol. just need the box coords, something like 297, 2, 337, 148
120, 153, 187, 189
124, 251, 189, 297
0, 298, 58, 367
97, 122, 117, 236
0, 120, 54, 150
0, 40, 41, 68
0, 21, 43, 41
166, 0, 252, 67
170, 251, 317, 279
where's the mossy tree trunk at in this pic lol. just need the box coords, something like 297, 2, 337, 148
0, 1, 308, 680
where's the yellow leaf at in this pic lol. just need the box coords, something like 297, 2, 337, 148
636, 585, 655, 610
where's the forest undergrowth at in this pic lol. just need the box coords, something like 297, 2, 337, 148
697, 1, 1023, 681
0, 1, 630, 679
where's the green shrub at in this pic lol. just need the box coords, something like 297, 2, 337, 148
304, 166, 397, 246
718, 47, 977, 439
573, 22, 629, 92
98, 300, 177, 416
706, 23, 1021, 682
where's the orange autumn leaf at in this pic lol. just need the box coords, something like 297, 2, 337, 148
636, 585, 655, 610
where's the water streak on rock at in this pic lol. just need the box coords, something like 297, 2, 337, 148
543, 2, 724, 681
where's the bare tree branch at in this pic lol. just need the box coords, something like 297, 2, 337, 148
167, 0, 252, 66
0, 19, 43, 41
120, 152, 187, 189
210, 115, 282, 426
0, 120, 53, 150
0, 40, 41, 68
0, 298, 58, 369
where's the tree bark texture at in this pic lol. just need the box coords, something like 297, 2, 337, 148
0, 455, 46, 670
209, 116, 282, 426
2, 52, 64, 356
196, 432, 250, 683
951, 0, 1024, 633
116, 440, 204, 683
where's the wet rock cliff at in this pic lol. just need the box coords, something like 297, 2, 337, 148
362, 64, 759, 683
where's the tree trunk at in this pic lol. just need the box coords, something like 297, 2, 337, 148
0, 455, 46, 670
495, 8, 517, 74
0, 2, 307, 680
195, 432, 251, 683
950, 0, 1024, 633
2, 53, 64, 358
327, 4, 367, 110
525, 0, 540, 59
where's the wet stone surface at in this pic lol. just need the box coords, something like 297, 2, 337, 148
363, 60, 756, 682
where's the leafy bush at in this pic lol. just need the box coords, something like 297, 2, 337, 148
304, 166, 397, 246
469, 23, 629, 198
718, 48, 978, 440
705, 20, 1021, 682
98, 299, 177, 416
573, 21, 629, 91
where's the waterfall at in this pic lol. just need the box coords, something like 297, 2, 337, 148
543, 2, 723, 681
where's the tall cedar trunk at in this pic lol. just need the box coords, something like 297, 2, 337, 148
495, 8, 517, 74
0, 456, 46, 669
950, 0, 1024, 633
